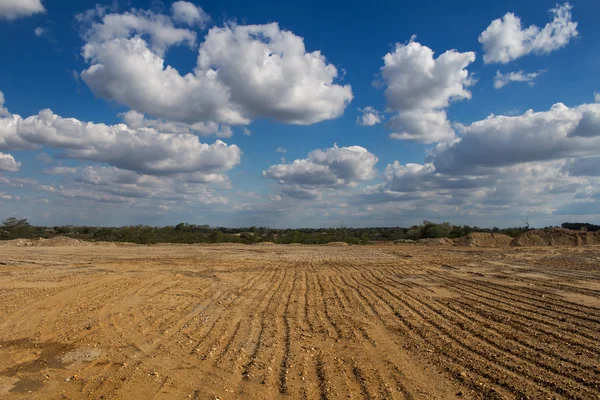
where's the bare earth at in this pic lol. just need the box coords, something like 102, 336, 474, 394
0, 243, 599, 399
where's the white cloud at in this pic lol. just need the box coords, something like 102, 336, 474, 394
431, 102, 600, 173
382, 39, 476, 111
171, 1, 210, 28
0, 98, 242, 176
595, 92, 600, 103
494, 69, 546, 89
242, 127, 251, 136
0, 152, 20, 172
34, 27, 46, 37
383, 162, 436, 192
263, 144, 378, 187
0, 0, 45, 20
479, 3, 578, 64
79, 5, 353, 127
378, 38, 475, 143
196, 23, 353, 125
276, 146, 287, 154
358, 157, 595, 225
387, 109, 455, 144
354, 100, 600, 222
79, 7, 198, 56
118, 110, 232, 138
357, 107, 382, 126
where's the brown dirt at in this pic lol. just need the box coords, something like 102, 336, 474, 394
454, 232, 512, 248
511, 228, 600, 247
326, 241, 350, 246
0, 236, 87, 247
417, 237, 455, 246
0, 243, 599, 399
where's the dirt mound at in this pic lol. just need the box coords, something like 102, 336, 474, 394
454, 232, 512, 248
0, 238, 31, 247
0, 236, 87, 247
511, 228, 600, 247
40, 237, 87, 247
417, 238, 454, 246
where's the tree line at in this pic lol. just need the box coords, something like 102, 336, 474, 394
0, 217, 595, 245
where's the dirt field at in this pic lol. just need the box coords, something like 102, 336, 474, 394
0, 243, 599, 399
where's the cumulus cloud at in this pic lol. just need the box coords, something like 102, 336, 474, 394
430, 103, 600, 173
0, 152, 20, 172
276, 146, 287, 154
479, 3, 578, 64
171, 1, 210, 28
494, 69, 546, 89
387, 109, 454, 144
118, 110, 232, 138
383, 162, 436, 192
79, 6, 198, 56
79, 5, 352, 127
263, 144, 378, 188
381, 39, 476, 111
595, 92, 600, 103
357, 107, 382, 126
0, 0, 45, 20
0, 97, 241, 176
356, 100, 600, 223
362, 158, 593, 222
378, 38, 475, 143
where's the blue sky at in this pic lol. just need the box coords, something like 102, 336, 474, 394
0, 0, 599, 228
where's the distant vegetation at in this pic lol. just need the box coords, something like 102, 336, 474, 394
561, 222, 600, 232
0, 218, 594, 245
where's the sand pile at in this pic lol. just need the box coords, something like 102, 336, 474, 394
454, 232, 512, 248
326, 242, 350, 246
0, 238, 31, 247
0, 236, 87, 247
417, 238, 454, 246
511, 228, 600, 247
40, 237, 86, 247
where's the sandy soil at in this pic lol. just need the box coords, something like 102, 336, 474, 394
0, 243, 599, 399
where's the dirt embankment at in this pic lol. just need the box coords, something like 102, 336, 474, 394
511, 228, 600, 247
454, 232, 513, 248
417, 237, 454, 246
0, 237, 87, 247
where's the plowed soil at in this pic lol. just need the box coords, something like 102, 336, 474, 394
0, 244, 599, 399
